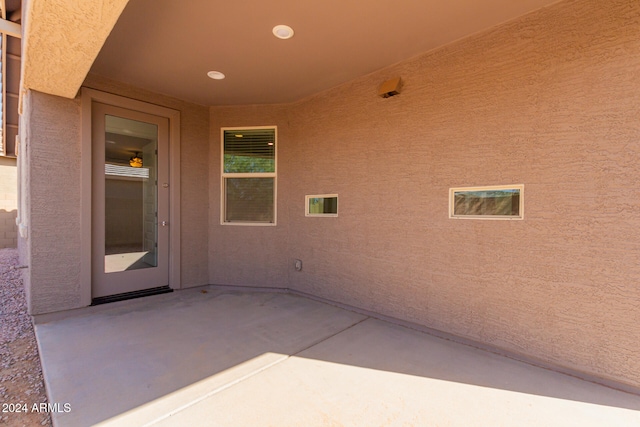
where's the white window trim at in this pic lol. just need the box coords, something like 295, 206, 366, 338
220, 126, 277, 226
449, 184, 524, 220
305, 194, 339, 217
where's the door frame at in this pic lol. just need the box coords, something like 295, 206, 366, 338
80, 88, 181, 306
91, 102, 170, 297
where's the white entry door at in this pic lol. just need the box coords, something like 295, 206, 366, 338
91, 102, 170, 298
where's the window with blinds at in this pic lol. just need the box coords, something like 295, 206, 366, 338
221, 127, 276, 225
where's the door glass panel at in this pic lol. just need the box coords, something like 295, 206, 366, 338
104, 115, 158, 273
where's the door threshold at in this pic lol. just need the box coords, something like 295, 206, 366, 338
91, 286, 173, 306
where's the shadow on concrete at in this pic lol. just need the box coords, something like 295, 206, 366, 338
34, 289, 640, 427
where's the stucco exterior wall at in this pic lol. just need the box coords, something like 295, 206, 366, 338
23, 90, 83, 314
209, 105, 292, 288
0, 157, 17, 248
210, 0, 640, 388
22, 0, 129, 99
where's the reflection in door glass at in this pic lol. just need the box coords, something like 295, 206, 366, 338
104, 115, 158, 273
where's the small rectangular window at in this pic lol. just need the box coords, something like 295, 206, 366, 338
449, 185, 523, 220
306, 194, 338, 217
221, 127, 276, 225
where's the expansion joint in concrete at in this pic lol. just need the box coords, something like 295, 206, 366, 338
142, 316, 370, 426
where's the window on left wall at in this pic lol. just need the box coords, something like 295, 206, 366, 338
221, 127, 277, 225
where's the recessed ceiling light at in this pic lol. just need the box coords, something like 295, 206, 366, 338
207, 71, 226, 80
272, 25, 294, 40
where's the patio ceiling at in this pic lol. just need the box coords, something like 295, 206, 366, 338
92, 0, 565, 106
23, 0, 563, 106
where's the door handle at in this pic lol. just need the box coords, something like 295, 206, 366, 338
161, 221, 168, 227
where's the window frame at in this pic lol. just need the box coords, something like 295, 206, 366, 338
305, 194, 339, 217
220, 126, 277, 226
449, 184, 524, 220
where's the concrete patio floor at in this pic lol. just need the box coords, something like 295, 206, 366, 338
34, 287, 640, 427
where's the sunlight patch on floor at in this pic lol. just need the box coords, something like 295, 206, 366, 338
104, 251, 149, 272
98, 353, 640, 427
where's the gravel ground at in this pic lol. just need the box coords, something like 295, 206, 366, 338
0, 248, 52, 427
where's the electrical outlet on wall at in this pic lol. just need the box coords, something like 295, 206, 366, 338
294, 259, 303, 271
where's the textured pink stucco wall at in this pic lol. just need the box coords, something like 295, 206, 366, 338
211, 0, 640, 387
25, 91, 83, 313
